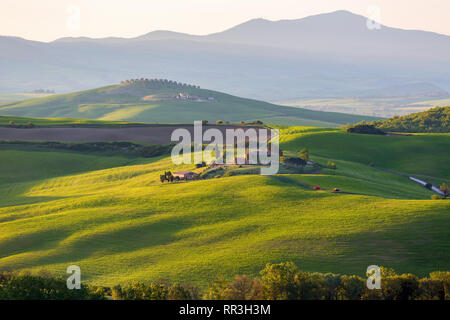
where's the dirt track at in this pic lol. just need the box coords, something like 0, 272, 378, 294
0, 125, 264, 144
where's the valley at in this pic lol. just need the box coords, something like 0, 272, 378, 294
0, 119, 448, 287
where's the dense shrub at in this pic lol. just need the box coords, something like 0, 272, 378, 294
0, 271, 104, 300
418, 278, 445, 300
168, 283, 200, 300
112, 281, 200, 300
327, 160, 337, 169
112, 282, 167, 300
440, 183, 449, 198
204, 275, 263, 300
430, 271, 450, 299
347, 124, 386, 135
368, 106, 449, 133
260, 262, 299, 300
283, 157, 307, 168
337, 275, 365, 300
379, 274, 420, 300
2, 265, 449, 300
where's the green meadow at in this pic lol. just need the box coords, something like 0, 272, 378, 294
0, 147, 146, 185
0, 92, 53, 103
278, 127, 450, 179
0, 127, 448, 287
0, 115, 138, 127
0, 82, 381, 126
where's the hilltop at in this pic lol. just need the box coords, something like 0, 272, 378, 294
0, 80, 381, 126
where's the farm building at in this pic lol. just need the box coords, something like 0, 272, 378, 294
172, 171, 199, 180
234, 151, 272, 165
233, 157, 247, 165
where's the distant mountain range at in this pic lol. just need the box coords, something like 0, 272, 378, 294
1, 10, 449, 101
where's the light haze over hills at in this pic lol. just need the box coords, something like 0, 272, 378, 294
1, 10, 449, 104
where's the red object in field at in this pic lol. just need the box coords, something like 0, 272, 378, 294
313, 186, 321, 190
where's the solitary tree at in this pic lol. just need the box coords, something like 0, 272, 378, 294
440, 183, 449, 198
299, 148, 309, 162
327, 160, 337, 170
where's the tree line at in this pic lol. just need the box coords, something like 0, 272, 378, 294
366, 106, 449, 133
1, 263, 448, 300
121, 78, 200, 89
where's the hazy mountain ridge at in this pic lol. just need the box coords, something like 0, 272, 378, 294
1, 10, 449, 101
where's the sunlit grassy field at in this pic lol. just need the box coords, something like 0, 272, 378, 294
0, 126, 448, 288
278, 127, 450, 179
0, 83, 381, 126
0, 115, 138, 127
0, 147, 146, 185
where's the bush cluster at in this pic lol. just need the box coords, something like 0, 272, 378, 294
3, 263, 448, 300
347, 124, 386, 135
368, 106, 449, 133
0, 271, 104, 300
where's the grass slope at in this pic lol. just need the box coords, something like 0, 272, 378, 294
0, 92, 53, 103
0, 115, 134, 127
0, 130, 448, 287
0, 83, 381, 126
0, 147, 146, 187
279, 127, 450, 180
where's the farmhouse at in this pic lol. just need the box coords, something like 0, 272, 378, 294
173, 171, 199, 180
176, 92, 214, 102
233, 157, 247, 165
234, 151, 272, 165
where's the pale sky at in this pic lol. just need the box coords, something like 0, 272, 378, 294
1, 0, 449, 42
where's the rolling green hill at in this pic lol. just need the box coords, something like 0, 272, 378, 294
0, 80, 382, 127
278, 127, 450, 180
0, 147, 145, 186
0, 128, 448, 287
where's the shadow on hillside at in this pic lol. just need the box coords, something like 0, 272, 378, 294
259, 210, 450, 278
